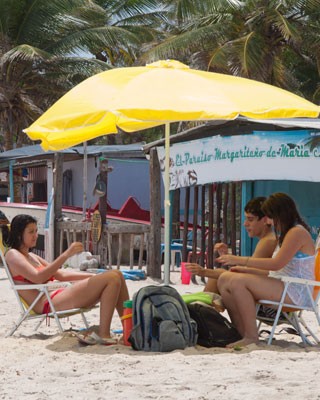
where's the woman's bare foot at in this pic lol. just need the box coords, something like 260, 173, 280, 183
226, 337, 259, 349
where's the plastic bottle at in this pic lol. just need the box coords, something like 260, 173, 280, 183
121, 300, 133, 346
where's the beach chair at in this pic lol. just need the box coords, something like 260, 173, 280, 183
0, 249, 94, 337
256, 248, 320, 345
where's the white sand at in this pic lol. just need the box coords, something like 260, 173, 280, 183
1, 269, 320, 400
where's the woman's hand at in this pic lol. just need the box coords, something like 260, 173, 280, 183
185, 263, 205, 277
216, 254, 244, 266
65, 242, 84, 258
214, 243, 228, 256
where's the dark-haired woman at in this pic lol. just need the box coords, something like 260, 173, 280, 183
3, 214, 129, 345
216, 193, 315, 347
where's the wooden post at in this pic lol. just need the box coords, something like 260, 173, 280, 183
54, 152, 63, 258
200, 185, 206, 267
182, 187, 190, 261
191, 186, 199, 262
191, 186, 199, 284
172, 189, 180, 240
223, 183, 229, 249
97, 158, 113, 226
148, 148, 161, 279
138, 233, 144, 269
207, 184, 214, 268
215, 183, 222, 243
231, 182, 237, 254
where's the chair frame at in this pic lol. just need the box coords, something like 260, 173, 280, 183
257, 249, 320, 345
1, 249, 92, 337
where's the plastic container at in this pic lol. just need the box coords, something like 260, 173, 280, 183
121, 300, 133, 346
66, 251, 93, 269
181, 262, 192, 284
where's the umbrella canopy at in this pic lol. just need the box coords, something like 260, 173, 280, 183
24, 59, 320, 284
25, 60, 319, 151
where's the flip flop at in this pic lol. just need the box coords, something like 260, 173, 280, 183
76, 332, 118, 346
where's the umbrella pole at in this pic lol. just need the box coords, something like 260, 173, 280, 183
164, 122, 171, 285
83, 141, 88, 221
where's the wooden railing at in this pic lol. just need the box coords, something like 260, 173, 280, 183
57, 221, 150, 270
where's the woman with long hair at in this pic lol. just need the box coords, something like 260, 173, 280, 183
3, 214, 129, 345
216, 193, 315, 347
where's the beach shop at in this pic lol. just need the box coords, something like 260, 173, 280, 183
144, 117, 320, 279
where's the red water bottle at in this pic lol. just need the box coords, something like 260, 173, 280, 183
121, 300, 133, 346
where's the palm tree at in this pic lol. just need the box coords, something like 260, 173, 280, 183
95, 0, 170, 65
141, 0, 320, 100
0, 0, 163, 150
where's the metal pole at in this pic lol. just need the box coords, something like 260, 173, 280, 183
164, 123, 171, 285
82, 141, 88, 220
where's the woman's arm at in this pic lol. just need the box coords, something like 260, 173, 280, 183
229, 266, 269, 275
54, 268, 94, 281
6, 242, 84, 284
185, 263, 227, 279
217, 226, 314, 271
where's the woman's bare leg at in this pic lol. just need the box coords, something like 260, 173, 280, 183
114, 271, 130, 317
204, 278, 219, 293
51, 270, 129, 338
217, 272, 245, 334
203, 268, 227, 293
218, 273, 292, 347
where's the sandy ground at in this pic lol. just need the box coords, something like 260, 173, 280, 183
1, 268, 320, 400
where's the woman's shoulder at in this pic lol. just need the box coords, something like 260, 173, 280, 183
4, 248, 25, 267
289, 224, 309, 235
287, 225, 315, 254
5, 248, 20, 258
283, 225, 311, 246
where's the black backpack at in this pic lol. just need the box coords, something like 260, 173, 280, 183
187, 302, 241, 347
129, 285, 198, 352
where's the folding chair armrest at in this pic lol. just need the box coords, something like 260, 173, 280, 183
258, 298, 304, 310
280, 276, 320, 286
14, 281, 72, 291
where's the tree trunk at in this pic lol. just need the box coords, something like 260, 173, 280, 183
148, 148, 161, 278
54, 152, 64, 258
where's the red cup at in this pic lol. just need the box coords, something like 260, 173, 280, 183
181, 262, 192, 284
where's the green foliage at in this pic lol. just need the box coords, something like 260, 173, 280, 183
0, 0, 166, 149
1, 0, 319, 151
142, 0, 320, 102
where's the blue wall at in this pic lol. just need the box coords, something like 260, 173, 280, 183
241, 180, 320, 255
65, 157, 150, 211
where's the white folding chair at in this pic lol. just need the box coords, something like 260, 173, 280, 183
1, 249, 94, 337
257, 248, 320, 345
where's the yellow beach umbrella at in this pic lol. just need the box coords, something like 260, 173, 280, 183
25, 59, 319, 150
25, 88, 159, 151
24, 59, 320, 284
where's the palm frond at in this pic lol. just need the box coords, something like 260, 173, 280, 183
1, 44, 52, 65
272, 9, 301, 42
140, 24, 222, 65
